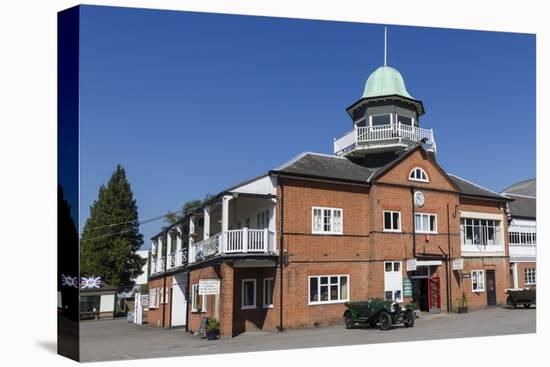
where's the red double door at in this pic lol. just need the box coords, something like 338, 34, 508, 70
428, 275, 441, 312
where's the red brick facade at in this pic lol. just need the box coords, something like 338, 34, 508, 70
148, 148, 512, 335
514, 262, 537, 289
147, 276, 173, 328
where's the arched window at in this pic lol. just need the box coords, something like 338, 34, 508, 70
409, 167, 429, 182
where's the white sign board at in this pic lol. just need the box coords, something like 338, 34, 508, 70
199, 279, 220, 295
453, 258, 464, 271
407, 258, 417, 271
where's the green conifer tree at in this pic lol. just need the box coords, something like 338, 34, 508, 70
80, 165, 145, 287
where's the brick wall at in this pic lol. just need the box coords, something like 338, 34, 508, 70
188, 266, 219, 334
515, 262, 537, 289
147, 276, 173, 328
457, 257, 510, 309
233, 267, 279, 334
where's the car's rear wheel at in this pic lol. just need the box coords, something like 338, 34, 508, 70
344, 312, 354, 329
378, 311, 392, 331
404, 310, 415, 328
507, 296, 517, 309
524, 304, 531, 309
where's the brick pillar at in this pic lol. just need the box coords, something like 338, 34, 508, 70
219, 262, 234, 337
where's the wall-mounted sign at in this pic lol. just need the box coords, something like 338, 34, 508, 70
453, 258, 464, 271
461, 273, 471, 279
199, 279, 220, 295
403, 277, 413, 298
81, 276, 102, 289
407, 258, 417, 271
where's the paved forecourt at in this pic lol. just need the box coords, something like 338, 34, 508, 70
80, 307, 535, 362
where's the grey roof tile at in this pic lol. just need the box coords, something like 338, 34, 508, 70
448, 174, 510, 201
502, 178, 536, 198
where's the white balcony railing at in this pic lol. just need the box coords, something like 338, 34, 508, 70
150, 257, 165, 274
334, 124, 436, 155
509, 244, 536, 262
156, 256, 165, 273
175, 248, 187, 267
189, 228, 276, 264
167, 252, 176, 270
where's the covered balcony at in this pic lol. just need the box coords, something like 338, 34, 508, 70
508, 224, 536, 262
189, 228, 276, 263
187, 194, 277, 265
334, 124, 436, 156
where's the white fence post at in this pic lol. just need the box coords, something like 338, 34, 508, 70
263, 228, 268, 253
243, 227, 248, 253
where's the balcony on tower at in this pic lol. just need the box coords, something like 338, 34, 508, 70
334, 123, 436, 156
336, 65, 435, 157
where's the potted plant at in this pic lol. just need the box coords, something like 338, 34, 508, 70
206, 318, 220, 340
456, 292, 468, 313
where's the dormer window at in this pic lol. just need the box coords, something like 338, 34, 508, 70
409, 167, 428, 182
371, 114, 391, 126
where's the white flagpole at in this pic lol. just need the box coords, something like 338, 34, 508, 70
384, 26, 387, 66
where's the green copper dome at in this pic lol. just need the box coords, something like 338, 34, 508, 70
362, 66, 413, 99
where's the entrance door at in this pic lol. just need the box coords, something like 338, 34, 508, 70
486, 270, 497, 306
384, 261, 403, 302
171, 273, 188, 327
412, 278, 429, 312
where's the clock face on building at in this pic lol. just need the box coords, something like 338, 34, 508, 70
414, 191, 425, 208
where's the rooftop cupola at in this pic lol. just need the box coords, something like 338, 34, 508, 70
362, 65, 414, 99
334, 29, 435, 158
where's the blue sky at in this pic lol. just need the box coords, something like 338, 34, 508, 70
78, 5, 536, 248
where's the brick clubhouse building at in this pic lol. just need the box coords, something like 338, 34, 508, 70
146, 63, 515, 336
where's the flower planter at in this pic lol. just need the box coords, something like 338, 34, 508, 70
457, 306, 468, 314
206, 330, 220, 340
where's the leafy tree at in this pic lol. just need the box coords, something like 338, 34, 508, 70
80, 165, 145, 287
164, 195, 214, 225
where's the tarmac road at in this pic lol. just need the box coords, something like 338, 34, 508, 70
79, 306, 535, 362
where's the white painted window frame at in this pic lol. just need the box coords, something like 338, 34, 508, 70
308, 274, 350, 306
369, 113, 393, 127
262, 277, 274, 308
397, 114, 415, 127
312, 207, 343, 235
149, 288, 158, 309
471, 270, 485, 292
383, 210, 402, 232
524, 268, 536, 285
241, 279, 257, 310
191, 283, 207, 313
409, 167, 429, 182
460, 212, 505, 248
415, 213, 438, 234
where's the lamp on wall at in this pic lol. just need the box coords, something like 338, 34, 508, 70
283, 249, 289, 267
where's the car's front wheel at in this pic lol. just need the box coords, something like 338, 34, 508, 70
378, 311, 392, 331
524, 304, 531, 309
404, 310, 415, 328
344, 312, 354, 329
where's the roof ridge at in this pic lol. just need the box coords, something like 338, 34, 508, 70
502, 193, 536, 199
501, 178, 536, 193
272, 151, 344, 171
448, 173, 506, 198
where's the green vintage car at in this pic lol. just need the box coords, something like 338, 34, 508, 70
343, 299, 416, 330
